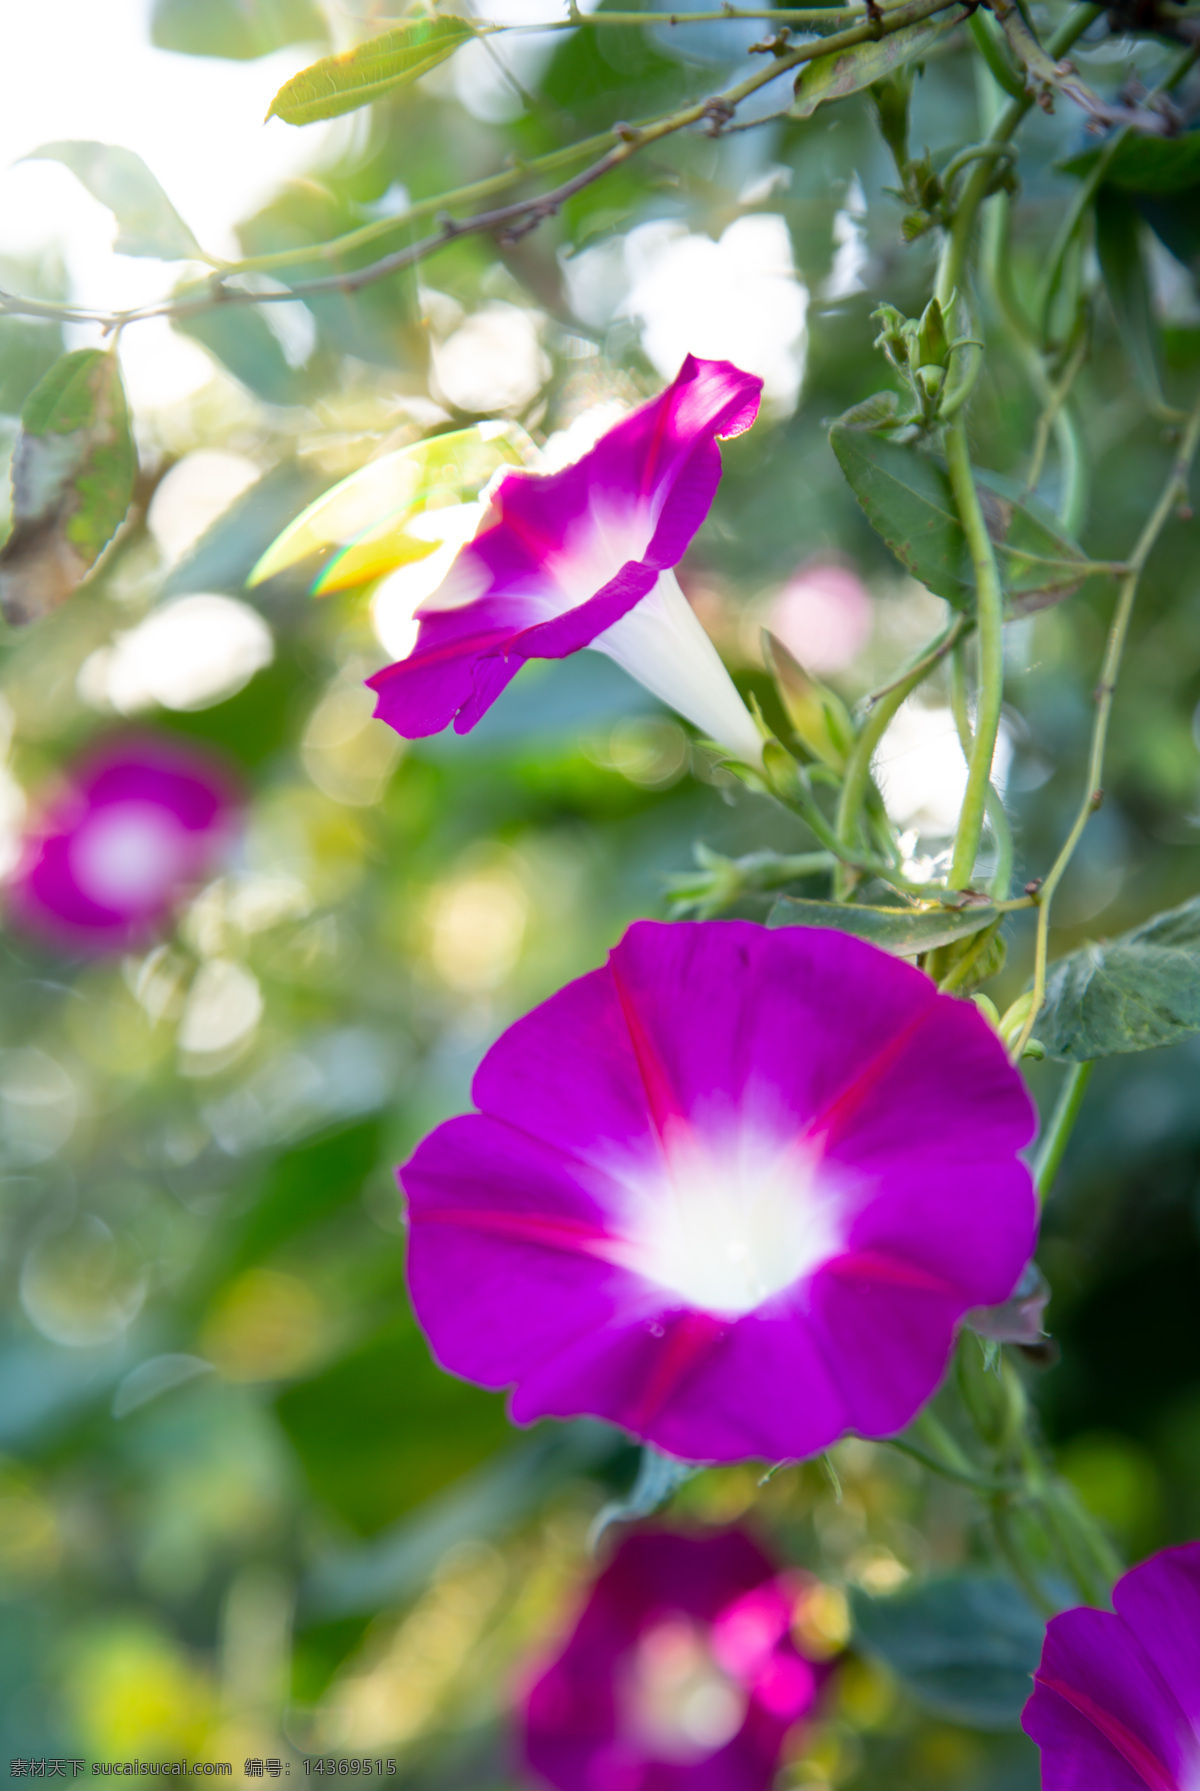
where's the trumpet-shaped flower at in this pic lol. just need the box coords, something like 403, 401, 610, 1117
521, 1527, 830, 1791
401, 920, 1037, 1463
1023, 1542, 1200, 1790
9, 735, 237, 953
366, 356, 766, 767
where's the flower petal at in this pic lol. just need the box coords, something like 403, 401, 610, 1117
1113, 1543, 1200, 1735
402, 919, 1039, 1463
1024, 1601, 1198, 1791
366, 357, 763, 755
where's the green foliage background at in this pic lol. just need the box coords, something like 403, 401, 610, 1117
0, 0, 1198, 1784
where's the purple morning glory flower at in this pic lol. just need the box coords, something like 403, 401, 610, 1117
401, 920, 1037, 1463
9, 734, 238, 954
1023, 1541, 1200, 1791
521, 1527, 831, 1791
365, 356, 767, 767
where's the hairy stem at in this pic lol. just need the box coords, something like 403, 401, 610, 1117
946, 419, 1005, 890
935, 4, 1101, 314
949, 642, 1014, 899
833, 618, 961, 896
1034, 1061, 1094, 1203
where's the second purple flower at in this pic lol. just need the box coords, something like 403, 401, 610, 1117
401, 920, 1038, 1464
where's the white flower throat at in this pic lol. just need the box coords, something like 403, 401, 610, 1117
626, 1127, 845, 1316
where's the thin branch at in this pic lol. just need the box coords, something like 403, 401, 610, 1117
0, 0, 969, 336
990, 0, 1181, 135
1012, 386, 1200, 1060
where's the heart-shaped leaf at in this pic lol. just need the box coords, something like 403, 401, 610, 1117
1061, 130, 1200, 195
1095, 186, 1164, 408
1039, 893, 1200, 1061
831, 421, 1092, 611
852, 1574, 1043, 1729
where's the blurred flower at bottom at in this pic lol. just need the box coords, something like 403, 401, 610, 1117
520, 1528, 834, 1791
6, 733, 240, 952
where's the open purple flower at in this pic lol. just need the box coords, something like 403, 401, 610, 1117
521, 1527, 830, 1791
1023, 1541, 1200, 1790
365, 356, 766, 767
8, 735, 238, 954
401, 919, 1037, 1463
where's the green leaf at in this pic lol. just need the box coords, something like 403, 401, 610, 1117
1039, 893, 1200, 1061
769, 896, 998, 954
26, 141, 203, 262
591, 1446, 698, 1545
303, 1426, 618, 1619
1136, 189, 1200, 278
830, 421, 1091, 611
1095, 186, 1164, 409
1061, 131, 1200, 195
173, 292, 315, 406
0, 348, 136, 626
0, 320, 65, 419
852, 1575, 1044, 1729
276, 1317, 513, 1535
791, 15, 960, 119
151, 0, 328, 60
266, 17, 477, 125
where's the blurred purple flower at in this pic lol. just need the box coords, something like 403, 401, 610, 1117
401, 920, 1037, 1463
1023, 1541, 1200, 1790
768, 561, 872, 676
9, 734, 238, 953
366, 356, 766, 766
521, 1528, 830, 1791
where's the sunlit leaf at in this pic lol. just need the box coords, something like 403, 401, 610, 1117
173, 291, 316, 406
267, 17, 478, 126
852, 1574, 1043, 1728
791, 15, 960, 119
249, 424, 532, 595
1039, 893, 1200, 1061
26, 141, 203, 262
0, 320, 64, 419
0, 348, 136, 626
152, 0, 328, 60
830, 421, 1091, 610
769, 896, 998, 953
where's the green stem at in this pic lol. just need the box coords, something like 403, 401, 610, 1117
1034, 1060, 1094, 1204
1013, 386, 1200, 1059
950, 644, 1014, 901
946, 419, 1005, 890
935, 4, 1101, 312
880, 1431, 1017, 1492
834, 617, 961, 893
991, 1497, 1057, 1616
